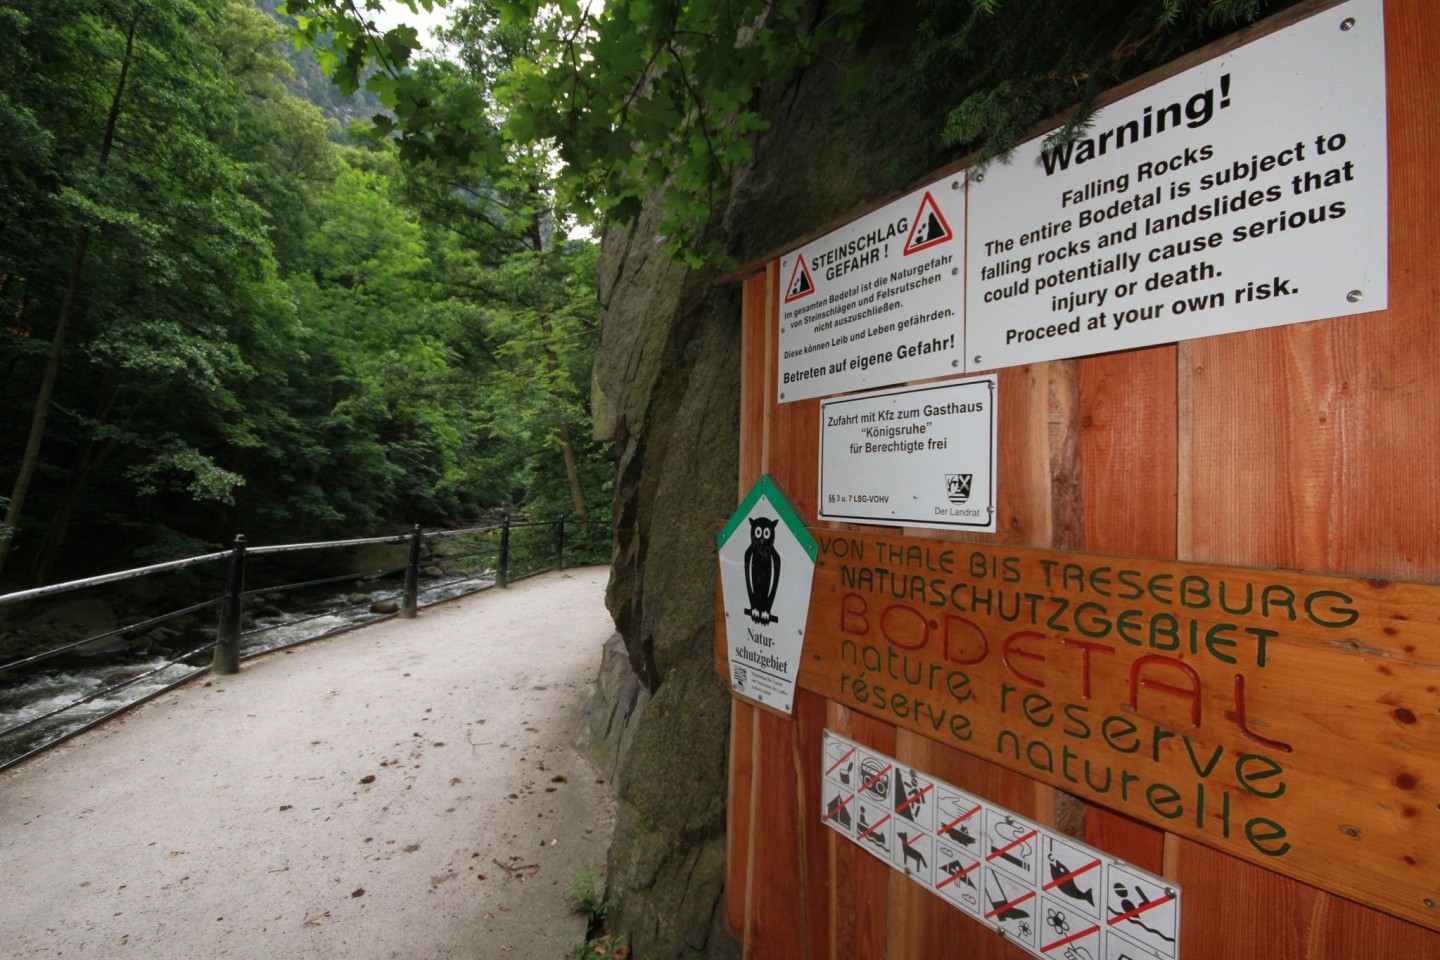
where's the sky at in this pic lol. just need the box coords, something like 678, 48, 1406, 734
365, 1, 453, 51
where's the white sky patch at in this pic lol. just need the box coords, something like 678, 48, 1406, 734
364, 1, 453, 52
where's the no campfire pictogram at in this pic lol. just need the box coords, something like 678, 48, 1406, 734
784, 254, 816, 302
903, 191, 954, 255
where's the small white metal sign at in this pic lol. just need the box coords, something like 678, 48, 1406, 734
819, 377, 997, 531
778, 176, 965, 403
718, 476, 817, 714
822, 730, 1182, 960
965, 0, 1387, 370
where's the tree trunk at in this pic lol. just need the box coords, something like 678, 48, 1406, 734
0, 231, 90, 581
558, 420, 588, 521
0, 6, 141, 583
30, 384, 127, 584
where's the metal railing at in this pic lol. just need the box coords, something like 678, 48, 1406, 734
0, 515, 610, 772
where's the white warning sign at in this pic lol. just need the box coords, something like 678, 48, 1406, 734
778, 178, 964, 403
821, 730, 1182, 960
819, 376, 997, 531
965, 0, 1386, 370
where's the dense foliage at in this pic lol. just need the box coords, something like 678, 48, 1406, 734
0, 0, 605, 586
1, 0, 1299, 586
283, 0, 1298, 265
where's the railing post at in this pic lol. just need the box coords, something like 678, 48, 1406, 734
497, 516, 511, 588
211, 535, 245, 675
401, 523, 421, 619
555, 517, 566, 571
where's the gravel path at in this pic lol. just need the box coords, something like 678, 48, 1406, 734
0, 567, 617, 959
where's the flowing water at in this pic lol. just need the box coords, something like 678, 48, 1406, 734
0, 573, 492, 769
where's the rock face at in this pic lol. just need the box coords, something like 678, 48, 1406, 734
590, 15, 951, 958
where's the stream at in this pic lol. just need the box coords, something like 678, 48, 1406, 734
0, 572, 492, 769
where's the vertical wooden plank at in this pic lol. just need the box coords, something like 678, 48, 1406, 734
728, 699, 757, 939
793, 689, 833, 960
747, 708, 809, 959
990, 364, 1060, 546
1079, 346, 1178, 559
745, 260, 831, 958
728, 268, 774, 941
739, 271, 773, 495
876, 361, 1071, 958
1166, 2, 1440, 956
1075, 346, 1175, 874
827, 706, 896, 960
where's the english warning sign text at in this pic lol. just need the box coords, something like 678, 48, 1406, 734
965, 0, 1386, 368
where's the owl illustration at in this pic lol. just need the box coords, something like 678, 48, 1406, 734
743, 516, 782, 625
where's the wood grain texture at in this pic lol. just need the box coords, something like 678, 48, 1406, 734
722, 0, 1440, 952
728, 699, 755, 938
794, 690, 833, 960
826, 707, 897, 960
738, 271, 773, 497
727, 270, 773, 940
746, 708, 807, 959
1165, 0, 1440, 952
1077, 347, 1177, 873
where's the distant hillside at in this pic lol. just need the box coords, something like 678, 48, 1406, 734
254, 0, 388, 131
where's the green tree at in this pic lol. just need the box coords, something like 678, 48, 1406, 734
283, 0, 1298, 265
0, 0, 281, 581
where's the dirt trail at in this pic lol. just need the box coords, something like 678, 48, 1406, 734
0, 567, 617, 959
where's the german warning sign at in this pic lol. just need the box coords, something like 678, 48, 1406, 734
717, 476, 817, 714
821, 730, 1183, 960
778, 176, 964, 403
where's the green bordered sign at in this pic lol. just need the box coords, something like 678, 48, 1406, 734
718, 476, 818, 714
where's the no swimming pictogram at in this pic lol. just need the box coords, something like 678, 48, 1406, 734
903, 191, 954, 255
784, 254, 816, 302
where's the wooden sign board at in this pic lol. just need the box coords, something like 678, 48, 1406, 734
722, 528, 1440, 932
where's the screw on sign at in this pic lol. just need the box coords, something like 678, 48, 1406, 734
1106, 866, 1179, 959
891, 767, 935, 831
1042, 836, 1103, 920
894, 828, 935, 884
935, 790, 984, 851
985, 868, 1039, 947
986, 812, 1041, 884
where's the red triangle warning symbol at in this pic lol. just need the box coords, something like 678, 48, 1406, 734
784, 255, 816, 303
903, 191, 954, 256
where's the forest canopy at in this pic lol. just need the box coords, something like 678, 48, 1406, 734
0, 0, 1295, 586
0, 0, 605, 586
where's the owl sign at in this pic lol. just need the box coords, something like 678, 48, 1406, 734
718, 476, 817, 715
